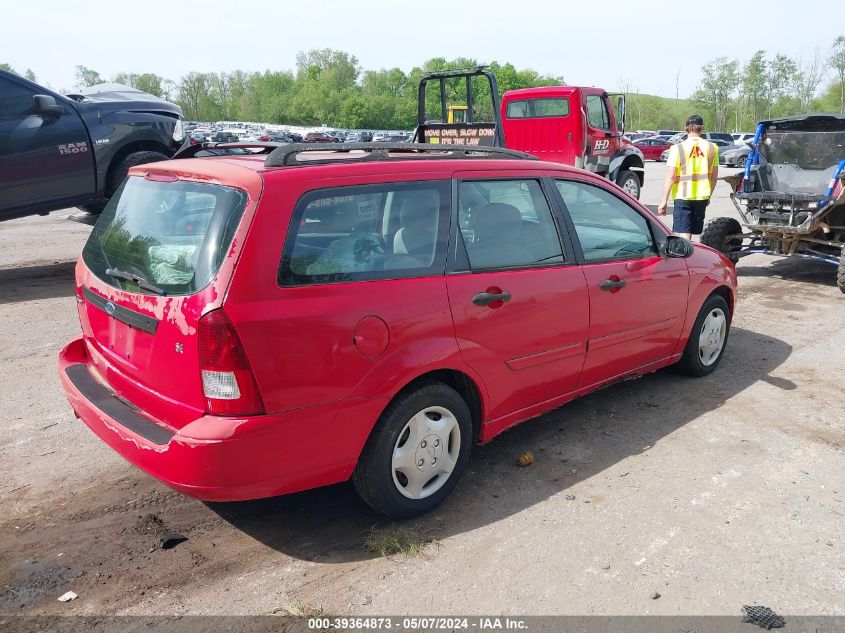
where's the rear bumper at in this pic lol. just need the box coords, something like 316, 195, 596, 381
58, 337, 385, 501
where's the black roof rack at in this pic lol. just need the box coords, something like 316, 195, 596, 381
759, 112, 845, 126
263, 142, 536, 168
172, 141, 280, 160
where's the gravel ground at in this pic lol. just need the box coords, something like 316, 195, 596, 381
0, 162, 842, 617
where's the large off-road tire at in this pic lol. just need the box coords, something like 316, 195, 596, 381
616, 169, 641, 199
352, 382, 472, 519
700, 217, 743, 261
837, 255, 845, 294
676, 293, 731, 377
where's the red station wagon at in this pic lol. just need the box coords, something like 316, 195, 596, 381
59, 143, 737, 518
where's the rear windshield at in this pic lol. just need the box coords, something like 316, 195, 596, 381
82, 177, 248, 296
506, 98, 570, 119
709, 133, 734, 143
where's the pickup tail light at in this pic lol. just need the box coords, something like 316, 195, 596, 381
198, 309, 264, 416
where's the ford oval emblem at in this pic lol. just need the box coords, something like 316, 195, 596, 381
105, 301, 116, 316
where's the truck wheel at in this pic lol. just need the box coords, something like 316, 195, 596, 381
676, 293, 731, 377
79, 201, 106, 215
700, 217, 743, 262
837, 255, 845, 294
107, 151, 169, 198
352, 382, 472, 519
616, 170, 640, 199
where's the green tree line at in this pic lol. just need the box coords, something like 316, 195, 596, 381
62, 52, 563, 130
6, 39, 845, 131
687, 37, 845, 132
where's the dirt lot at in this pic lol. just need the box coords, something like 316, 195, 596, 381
1, 163, 843, 617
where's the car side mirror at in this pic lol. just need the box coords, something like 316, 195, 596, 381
33, 95, 63, 118
665, 235, 693, 258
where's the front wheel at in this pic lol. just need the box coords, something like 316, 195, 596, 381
352, 382, 472, 518
79, 201, 106, 215
107, 151, 170, 198
737, 156, 748, 168
700, 217, 743, 262
616, 169, 641, 199
676, 294, 731, 377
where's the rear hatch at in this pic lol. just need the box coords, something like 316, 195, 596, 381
77, 169, 256, 428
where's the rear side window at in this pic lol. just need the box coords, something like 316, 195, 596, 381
82, 177, 248, 295
506, 98, 570, 119
279, 181, 450, 286
457, 179, 564, 270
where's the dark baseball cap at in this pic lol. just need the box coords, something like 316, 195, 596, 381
686, 114, 704, 127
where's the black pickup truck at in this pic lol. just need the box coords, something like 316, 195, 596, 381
0, 70, 184, 221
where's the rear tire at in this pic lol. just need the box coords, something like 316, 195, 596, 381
737, 156, 748, 168
700, 217, 743, 262
616, 170, 641, 199
352, 382, 472, 519
837, 254, 845, 294
676, 293, 731, 377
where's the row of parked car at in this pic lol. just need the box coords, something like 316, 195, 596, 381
630, 130, 755, 167
185, 122, 415, 146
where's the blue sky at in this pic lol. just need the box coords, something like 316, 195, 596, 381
3, 0, 839, 97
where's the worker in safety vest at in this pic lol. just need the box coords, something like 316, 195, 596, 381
657, 114, 719, 240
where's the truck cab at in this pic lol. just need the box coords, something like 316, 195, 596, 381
415, 67, 645, 198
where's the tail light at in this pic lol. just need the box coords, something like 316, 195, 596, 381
198, 310, 264, 416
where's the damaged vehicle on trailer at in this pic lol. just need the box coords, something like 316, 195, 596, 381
700, 113, 845, 292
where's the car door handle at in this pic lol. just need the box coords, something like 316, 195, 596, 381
472, 291, 512, 306
599, 279, 626, 291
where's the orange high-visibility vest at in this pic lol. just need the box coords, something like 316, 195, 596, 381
669, 137, 718, 201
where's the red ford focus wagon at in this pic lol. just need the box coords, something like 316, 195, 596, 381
59, 142, 737, 518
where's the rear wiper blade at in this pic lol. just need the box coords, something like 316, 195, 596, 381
105, 268, 167, 296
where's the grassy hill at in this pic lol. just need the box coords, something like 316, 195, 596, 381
623, 93, 696, 132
